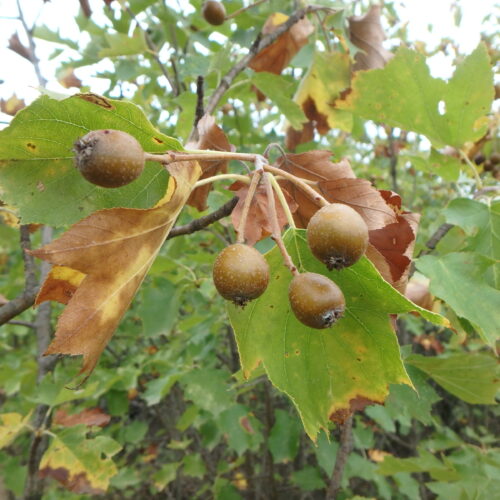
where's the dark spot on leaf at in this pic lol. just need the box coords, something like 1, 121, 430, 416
26, 142, 36, 150
285, 352, 289, 358
269, 304, 274, 308
357, 357, 362, 362
295, 350, 300, 355
76, 93, 113, 109
153, 137, 164, 144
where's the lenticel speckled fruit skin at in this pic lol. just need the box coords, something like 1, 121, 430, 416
213, 243, 269, 306
307, 203, 369, 270
202, 1, 226, 26
288, 272, 345, 329
73, 129, 145, 188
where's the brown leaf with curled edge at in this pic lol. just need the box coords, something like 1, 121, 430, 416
186, 115, 232, 211
249, 13, 314, 75
31, 162, 201, 376
54, 408, 111, 428
330, 396, 381, 424
275, 150, 419, 290
8, 33, 33, 62
229, 179, 298, 246
348, 5, 393, 71
0, 94, 26, 116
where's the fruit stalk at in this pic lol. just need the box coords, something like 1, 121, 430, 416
264, 173, 298, 276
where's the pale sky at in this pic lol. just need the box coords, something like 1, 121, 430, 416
0, 0, 497, 126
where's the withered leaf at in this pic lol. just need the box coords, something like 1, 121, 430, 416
229, 179, 298, 246
348, 5, 393, 71
8, 33, 33, 62
31, 162, 201, 375
274, 150, 418, 290
0, 94, 26, 116
58, 68, 83, 89
249, 13, 314, 75
187, 115, 232, 211
54, 408, 111, 428
36, 266, 85, 305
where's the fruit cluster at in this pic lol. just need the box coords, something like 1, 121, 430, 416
213, 203, 369, 330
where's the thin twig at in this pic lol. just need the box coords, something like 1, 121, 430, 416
167, 196, 239, 239
119, 1, 179, 96
15, 0, 46, 87
327, 415, 354, 499
194, 76, 205, 129
7, 320, 35, 329
419, 223, 454, 256
192, 173, 250, 189
224, 0, 268, 20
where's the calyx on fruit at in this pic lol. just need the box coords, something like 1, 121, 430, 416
73, 129, 145, 188
213, 243, 269, 306
288, 272, 345, 329
307, 203, 369, 270
202, 1, 226, 26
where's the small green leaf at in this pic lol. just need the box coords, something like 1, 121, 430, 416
251, 73, 308, 130
153, 462, 180, 491
268, 409, 302, 463
406, 353, 499, 404
291, 466, 326, 491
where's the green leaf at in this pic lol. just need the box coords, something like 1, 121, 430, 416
153, 462, 180, 491
40, 425, 121, 493
444, 199, 500, 287
416, 252, 500, 346
251, 73, 308, 130
33, 25, 79, 50
218, 405, 263, 456
406, 353, 499, 404
182, 369, 234, 417
338, 44, 493, 148
268, 409, 302, 463
182, 453, 206, 479
229, 229, 447, 440
99, 30, 148, 57
291, 466, 326, 491
0, 94, 182, 226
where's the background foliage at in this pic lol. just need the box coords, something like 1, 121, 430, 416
0, 0, 498, 499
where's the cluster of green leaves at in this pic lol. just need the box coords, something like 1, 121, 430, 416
0, 0, 498, 499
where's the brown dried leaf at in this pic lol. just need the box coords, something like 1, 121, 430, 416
39, 468, 102, 495
31, 162, 201, 376
186, 115, 232, 211
249, 13, 314, 75
8, 33, 33, 62
229, 180, 298, 246
36, 266, 85, 305
54, 408, 111, 428
0, 94, 26, 116
58, 68, 82, 89
348, 5, 393, 71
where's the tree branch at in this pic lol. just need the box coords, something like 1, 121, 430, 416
327, 415, 353, 499
167, 196, 238, 239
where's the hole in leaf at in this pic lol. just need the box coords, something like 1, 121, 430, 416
438, 100, 446, 115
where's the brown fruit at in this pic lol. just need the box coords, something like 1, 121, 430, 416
73, 129, 145, 188
307, 203, 369, 270
202, 1, 226, 26
288, 272, 345, 329
213, 243, 269, 306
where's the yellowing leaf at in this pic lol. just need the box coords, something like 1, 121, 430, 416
36, 266, 86, 305
32, 162, 201, 376
0, 412, 32, 448
40, 426, 121, 494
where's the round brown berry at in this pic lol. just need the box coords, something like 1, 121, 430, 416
307, 203, 369, 270
288, 272, 345, 329
202, 1, 226, 26
213, 243, 269, 306
73, 129, 145, 188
